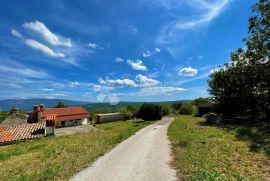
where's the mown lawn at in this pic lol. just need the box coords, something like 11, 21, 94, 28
168, 115, 270, 181
0, 121, 150, 181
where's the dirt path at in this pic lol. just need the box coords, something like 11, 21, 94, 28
70, 117, 176, 181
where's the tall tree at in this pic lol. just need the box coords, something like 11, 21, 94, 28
208, 0, 270, 120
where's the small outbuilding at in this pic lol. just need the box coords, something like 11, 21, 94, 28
96, 113, 123, 124
196, 102, 213, 117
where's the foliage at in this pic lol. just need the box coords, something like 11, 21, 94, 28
172, 102, 183, 110
168, 116, 270, 180
54, 101, 67, 108
137, 103, 163, 121
120, 106, 133, 121
179, 103, 195, 115
0, 121, 150, 180
160, 104, 172, 116
192, 97, 209, 106
0, 111, 10, 124
208, 0, 270, 120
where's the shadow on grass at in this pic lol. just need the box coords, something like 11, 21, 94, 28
198, 120, 270, 156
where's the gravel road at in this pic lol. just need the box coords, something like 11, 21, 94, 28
70, 117, 177, 181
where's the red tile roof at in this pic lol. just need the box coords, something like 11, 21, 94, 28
0, 123, 45, 143
40, 107, 89, 122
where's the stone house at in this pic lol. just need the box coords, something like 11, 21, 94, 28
29, 104, 90, 128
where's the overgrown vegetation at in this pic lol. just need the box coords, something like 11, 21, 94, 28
208, 0, 270, 121
168, 116, 270, 180
0, 121, 150, 180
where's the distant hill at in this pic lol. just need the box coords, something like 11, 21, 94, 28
83, 100, 190, 113
0, 99, 191, 112
0, 99, 90, 111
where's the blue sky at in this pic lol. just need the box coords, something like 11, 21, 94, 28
0, 0, 256, 103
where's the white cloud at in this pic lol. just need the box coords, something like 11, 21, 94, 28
11, 29, 23, 38
174, 72, 210, 85
179, 66, 198, 76
197, 55, 204, 59
115, 57, 125, 62
87, 43, 103, 50
0, 63, 49, 78
156, 0, 230, 44
176, 0, 229, 30
135, 74, 160, 87
155, 48, 161, 53
143, 50, 152, 57
87, 43, 97, 49
23, 20, 72, 47
99, 78, 136, 87
142, 48, 161, 57
25, 39, 65, 58
41, 88, 55, 91
6, 83, 22, 89
68, 81, 80, 88
118, 86, 185, 97
140, 86, 185, 96
52, 83, 65, 89
127, 59, 147, 71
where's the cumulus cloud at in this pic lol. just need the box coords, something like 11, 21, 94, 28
11, 29, 23, 38
115, 57, 125, 62
98, 74, 159, 88
135, 74, 160, 87
23, 20, 72, 47
179, 66, 198, 76
127, 59, 147, 71
25, 39, 65, 58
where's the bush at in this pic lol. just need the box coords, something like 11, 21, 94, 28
179, 103, 195, 115
137, 103, 163, 121
161, 105, 172, 116
172, 102, 183, 110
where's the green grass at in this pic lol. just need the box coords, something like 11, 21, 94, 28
168, 115, 270, 181
0, 120, 150, 181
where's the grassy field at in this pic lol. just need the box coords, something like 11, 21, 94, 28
168, 115, 270, 181
0, 120, 150, 181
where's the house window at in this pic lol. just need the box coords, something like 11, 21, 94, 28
61, 121, 65, 127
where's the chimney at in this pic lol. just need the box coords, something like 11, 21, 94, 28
33, 105, 39, 113
40, 104, 45, 112
32, 105, 39, 123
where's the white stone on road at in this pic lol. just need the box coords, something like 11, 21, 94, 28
70, 117, 177, 181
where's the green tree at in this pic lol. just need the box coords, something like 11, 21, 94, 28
208, 0, 270, 120
192, 97, 209, 106
179, 103, 195, 115
137, 103, 162, 121
172, 102, 183, 110
120, 106, 133, 121
55, 101, 67, 108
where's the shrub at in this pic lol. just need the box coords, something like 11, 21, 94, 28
137, 103, 162, 121
172, 102, 183, 110
161, 105, 172, 116
179, 103, 195, 115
